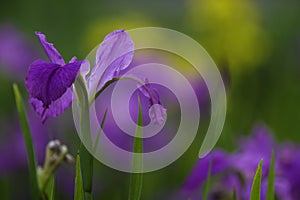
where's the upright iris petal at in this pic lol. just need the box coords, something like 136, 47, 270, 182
88, 29, 134, 96
25, 32, 83, 122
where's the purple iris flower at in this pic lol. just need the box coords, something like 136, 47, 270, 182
84, 29, 167, 125
25, 30, 166, 124
176, 150, 229, 200
25, 32, 83, 122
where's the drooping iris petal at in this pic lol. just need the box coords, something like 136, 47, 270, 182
147, 88, 166, 125
25, 59, 60, 106
148, 104, 167, 125
88, 30, 134, 95
47, 61, 83, 102
30, 89, 73, 123
35, 32, 65, 65
25, 59, 82, 108
25, 58, 82, 122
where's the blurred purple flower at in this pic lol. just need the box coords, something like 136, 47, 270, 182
230, 126, 275, 177
228, 126, 294, 200
25, 32, 83, 122
0, 23, 39, 79
177, 150, 229, 200
0, 108, 48, 174
277, 144, 300, 199
178, 125, 300, 200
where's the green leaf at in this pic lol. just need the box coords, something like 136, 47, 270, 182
128, 96, 143, 200
232, 189, 237, 200
250, 159, 263, 200
202, 157, 213, 200
45, 176, 55, 200
266, 151, 275, 200
74, 76, 94, 199
79, 144, 93, 197
74, 154, 84, 200
13, 84, 40, 200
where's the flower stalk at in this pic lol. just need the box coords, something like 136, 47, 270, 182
37, 140, 74, 195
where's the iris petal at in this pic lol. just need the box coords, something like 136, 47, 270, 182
88, 30, 134, 96
25, 59, 82, 108
35, 32, 65, 65
25, 59, 60, 106
30, 89, 73, 123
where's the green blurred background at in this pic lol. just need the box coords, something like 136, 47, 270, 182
0, 0, 300, 199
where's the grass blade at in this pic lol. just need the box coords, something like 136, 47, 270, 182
266, 151, 275, 200
79, 144, 93, 200
128, 96, 143, 200
202, 156, 213, 200
74, 154, 84, 200
250, 159, 263, 200
13, 84, 39, 200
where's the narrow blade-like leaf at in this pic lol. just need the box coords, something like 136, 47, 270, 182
128, 96, 143, 200
232, 189, 237, 200
13, 84, 39, 200
266, 151, 275, 200
74, 154, 84, 200
250, 159, 263, 200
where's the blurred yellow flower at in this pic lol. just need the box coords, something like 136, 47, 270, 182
186, 0, 270, 74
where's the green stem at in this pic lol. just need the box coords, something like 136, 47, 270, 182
128, 96, 143, 200
91, 76, 155, 106
74, 76, 94, 199
93, 108, 108, 154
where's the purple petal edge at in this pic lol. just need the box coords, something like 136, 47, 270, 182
35, 32, 65, 65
